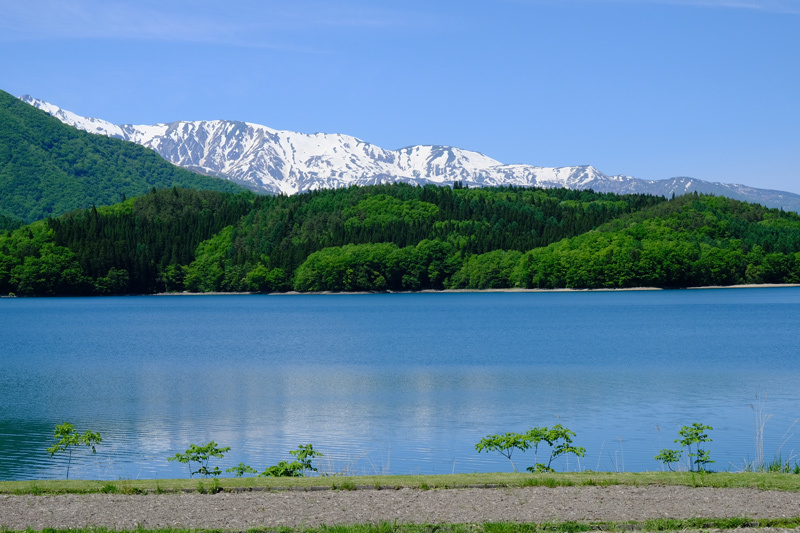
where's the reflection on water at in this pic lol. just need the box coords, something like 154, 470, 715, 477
1, 289, 800, 480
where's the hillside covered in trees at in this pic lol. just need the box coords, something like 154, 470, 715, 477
3, 182, 800, 296
0, 89, 244, 226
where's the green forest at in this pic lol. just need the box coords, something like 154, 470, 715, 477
0, 89, 244, 225
3, 182, 800, 296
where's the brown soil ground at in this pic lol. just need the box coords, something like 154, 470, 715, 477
2, 486, 800, 530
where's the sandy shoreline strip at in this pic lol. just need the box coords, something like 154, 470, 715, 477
147, 283, 800, 296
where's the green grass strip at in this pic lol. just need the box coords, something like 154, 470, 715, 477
4, 471, 800, 496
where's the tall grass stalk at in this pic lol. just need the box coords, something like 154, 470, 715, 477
751, 393, 772, 470
775, 419, 800, 461
318, 447, 391, 477
748, 394, 799, 472
364, 449, 391, 476
318, 449, 369, 476
595, 440, 604, 471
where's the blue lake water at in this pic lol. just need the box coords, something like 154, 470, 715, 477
2, 288, 800, 480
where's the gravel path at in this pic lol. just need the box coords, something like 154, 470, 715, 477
2, 486, 800, 530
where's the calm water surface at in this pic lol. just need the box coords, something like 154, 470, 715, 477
2, 288, 800, 480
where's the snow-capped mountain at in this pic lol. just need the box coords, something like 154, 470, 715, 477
20, 95, 800, 212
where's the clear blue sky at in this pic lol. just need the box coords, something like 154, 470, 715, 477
2, 0, 799, 193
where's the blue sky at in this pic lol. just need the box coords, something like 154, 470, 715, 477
2, 0, 799, 193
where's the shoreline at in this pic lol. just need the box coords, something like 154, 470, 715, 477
3, 283, 798, 298
148, 283, 800, 297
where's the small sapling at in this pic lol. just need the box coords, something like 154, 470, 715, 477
46, 422, 102, 480
169, 441, 231, 478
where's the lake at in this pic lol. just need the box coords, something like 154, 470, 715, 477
2, 288, 800, 480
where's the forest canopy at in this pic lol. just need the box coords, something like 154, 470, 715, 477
2, 183, 800, 296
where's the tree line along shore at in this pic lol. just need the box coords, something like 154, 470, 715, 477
3, 183, 800, 296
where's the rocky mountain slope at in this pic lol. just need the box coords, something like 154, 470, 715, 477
20, 95, 800, 212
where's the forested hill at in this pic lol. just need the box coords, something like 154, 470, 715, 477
0, 89, 245, 225
0, 188, 254, 295
2, 183, 800, 296
513, 193, 800, 289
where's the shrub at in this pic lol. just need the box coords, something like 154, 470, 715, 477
475, 425, 585, 473
168, 441, 230, 478
655, 422, 714, 472
260, 444, 323, 477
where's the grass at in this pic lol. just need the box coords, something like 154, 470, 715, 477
332, 479, 358, 491
4, 470, 800, 495
741, 455, 800, 474
4, 517, 800, 533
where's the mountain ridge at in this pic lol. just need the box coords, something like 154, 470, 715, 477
0, 90, 245, 223
20, 94, 800, 212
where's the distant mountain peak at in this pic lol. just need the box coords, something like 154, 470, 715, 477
19, 94, 800, 212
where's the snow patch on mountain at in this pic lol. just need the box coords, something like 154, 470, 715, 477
19, 94, 800, 212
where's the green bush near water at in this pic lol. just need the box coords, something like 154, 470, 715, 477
168, 441, 231, 478
259, 444, 324, 477
655, 423, 714, 473
475, 426, 586, 473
